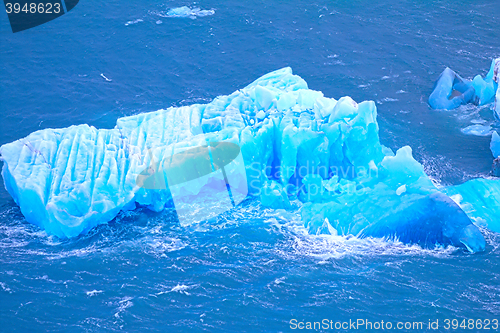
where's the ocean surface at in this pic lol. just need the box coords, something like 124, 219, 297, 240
1, 0, 499, 332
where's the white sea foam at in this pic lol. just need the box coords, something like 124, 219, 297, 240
125, 19, 143, 26
0, 282, 12, 293
156, 284, 197, 296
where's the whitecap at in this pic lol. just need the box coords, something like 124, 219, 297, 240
124, 19, 143, 26
381, 97, 399, 102
86, 290, 103, 297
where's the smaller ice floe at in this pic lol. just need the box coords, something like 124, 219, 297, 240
125, 19, 143, 26
164, 6, 215, 19
461, 124, 493, 136
429, 58, 499, 110
100, 74, 112, 82
86, 290, 103, 297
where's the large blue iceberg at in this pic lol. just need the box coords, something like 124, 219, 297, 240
0, 68, 486, 252
429, 58, 500, 111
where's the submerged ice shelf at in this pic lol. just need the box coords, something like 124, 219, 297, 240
445, 178, 500, 234
0, 68, 489, 252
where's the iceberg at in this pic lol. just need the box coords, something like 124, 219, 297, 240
0, 68, 486, 252
164, 6, 215, 19
429, 68, 476, 110
429, 58, 500, 111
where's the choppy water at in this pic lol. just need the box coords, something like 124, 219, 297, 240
1, 0, 499, 332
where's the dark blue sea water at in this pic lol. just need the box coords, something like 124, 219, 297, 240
1, 1, 499, 332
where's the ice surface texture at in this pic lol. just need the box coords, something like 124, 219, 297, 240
492, 132, 500, 158
360, 192, 485, 253
0, 68, 487, 251
445, 178, 500, 234
429, 58, 499, 111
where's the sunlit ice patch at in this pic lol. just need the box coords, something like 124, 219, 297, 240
136, 136, 248, 226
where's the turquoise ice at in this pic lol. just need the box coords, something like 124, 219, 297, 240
445, 178, 500, 234
491, 131, 499, 176
0, 68, 487, 252
492, 131, 500, 158
359, 192, 486, 253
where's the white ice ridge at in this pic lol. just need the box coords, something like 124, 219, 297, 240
0, 68, 488, 252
